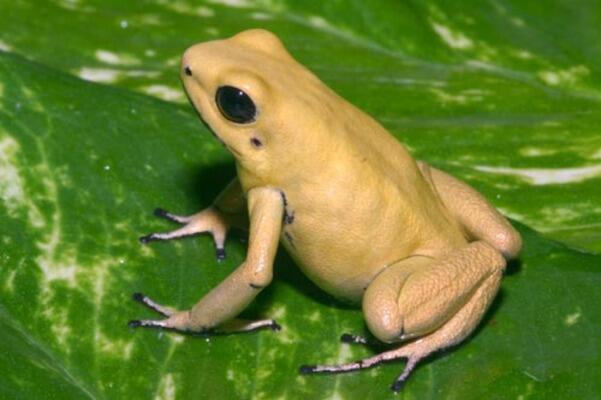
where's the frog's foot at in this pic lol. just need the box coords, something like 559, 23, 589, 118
139, 206, 229, 261
128, 292, 280, 334
299, 345, 419, 392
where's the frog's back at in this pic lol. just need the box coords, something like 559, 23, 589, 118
277, 98, 467, 302
331, 95, 468, 255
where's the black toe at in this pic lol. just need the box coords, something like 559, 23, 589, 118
298, 365, 315, 375
132, 292, 145, 302
215, 247, 226, 261
139, 234, 155, 244
128, 320, 142, 328
391, 379, 406, 392
340, 333, 354, 343
153, 208, 169, 217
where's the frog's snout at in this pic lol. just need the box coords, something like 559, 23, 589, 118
181, 48, 196, 78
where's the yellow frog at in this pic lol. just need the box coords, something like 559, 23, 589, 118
131, 29, 522, 391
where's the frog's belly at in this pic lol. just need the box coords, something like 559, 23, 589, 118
279, 217, 415, 303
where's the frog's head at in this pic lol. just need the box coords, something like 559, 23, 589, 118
181, 29, 339, 184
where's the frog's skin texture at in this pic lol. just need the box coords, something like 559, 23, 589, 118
131, 29, 522, 391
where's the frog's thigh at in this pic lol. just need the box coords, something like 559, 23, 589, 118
363, 241, 506, 343
420, 162, 522, 259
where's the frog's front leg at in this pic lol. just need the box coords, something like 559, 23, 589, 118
139, 178, 248, 260
301, 241, 506, 391
130, 186, 283, 333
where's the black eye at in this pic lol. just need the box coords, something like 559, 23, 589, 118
215, 86, 256, 124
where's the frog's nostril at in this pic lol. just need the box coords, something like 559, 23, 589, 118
184, 66, 192, 76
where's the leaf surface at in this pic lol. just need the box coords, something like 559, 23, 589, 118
0, 1, 600, 399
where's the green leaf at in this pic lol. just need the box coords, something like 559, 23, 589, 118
1, 1, 600, 398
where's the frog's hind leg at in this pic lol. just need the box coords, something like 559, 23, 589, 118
301, 241, 506, 391
302, 263, 501, 391
420, 162, 522, 259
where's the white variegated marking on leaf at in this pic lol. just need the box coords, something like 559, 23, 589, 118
164, 56, 181, 67
540, 207, 580, 224
495, 208, 529, 224
270, 305, 297, 344
511, 17, 525, 27
126, 70, 161, 78
21, 139, 126, 355
3, 261, 21, 293
331, 391, 345, 400
0, 39, 12, 51
207, 0, 254, 8
519, 147, 558, 157
158, 0, 216, 17
78, 67, 121, 83
330, 344, 354, 400
308, 15, 330, 29
34, 155, 76, 287
0, 133, 49, 229
514, 49, 534, 59
136, 14, 163, 26
430, 21, 474, 50
41, 306, 72, 348
91, 257, 130, 358
155, 373, 176, 400
37, 256, 77, 284
564, 310, 581, 326
270, 304, 286, 320
205, 27, 219, 36
274, 325, 295, 344
95, 50, 140, 66
0, 136, 25, 218
538, 66, 590, 86
474, 164, 601, 185
373, 77, 447, 87
251, 12, 272, 20
336, 343, 353, 363
141, 85, 184, 102
140, 244, 156, 258
56, 0, 95, 12
169, 334, 185, 345
94, 50, 122, 65
522, 370, 543, 382
430, 88, 468, 104
95, 329, 135, 360
308, 310, 321, 322
195, 6, 215, 16
256, 364, 272, 380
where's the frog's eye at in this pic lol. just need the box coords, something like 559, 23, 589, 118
215, 86, 256, 124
